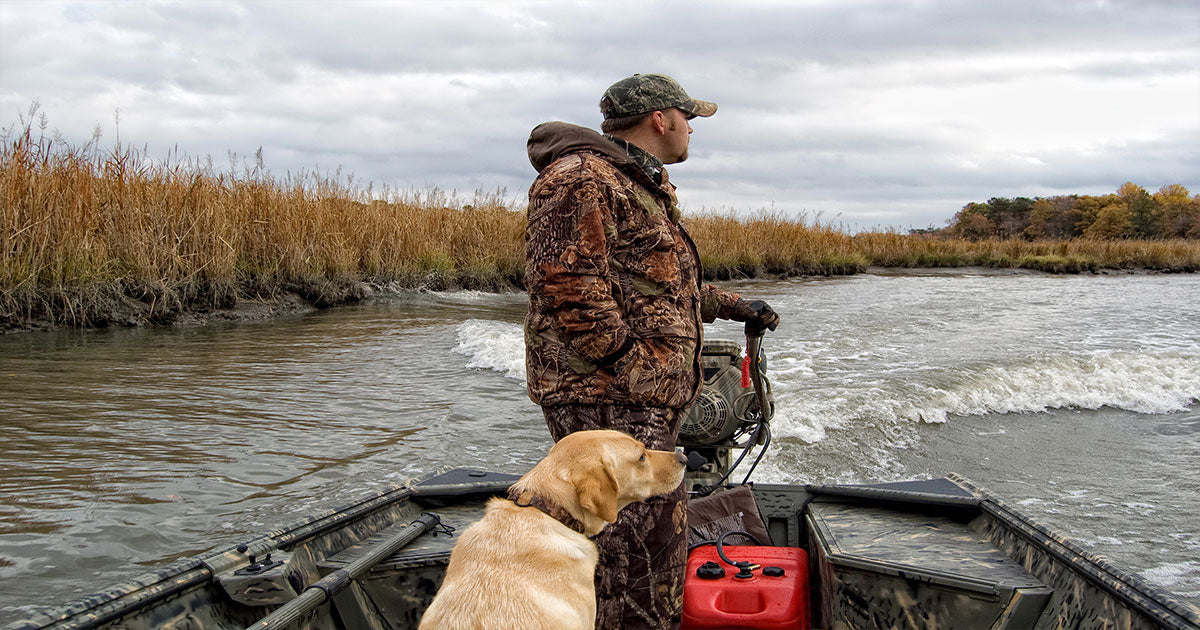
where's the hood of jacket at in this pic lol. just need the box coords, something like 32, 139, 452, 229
527, 121, 636, 174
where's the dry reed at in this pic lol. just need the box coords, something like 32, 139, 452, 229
1, 122, 524, 326
852, 231, 1200, 272
3, 120, 1198, 328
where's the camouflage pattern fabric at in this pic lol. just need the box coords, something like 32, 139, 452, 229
599, 73, 718, 119
543, 404, 688, 630
604, 134, 666, 186
524, 122, 743, 409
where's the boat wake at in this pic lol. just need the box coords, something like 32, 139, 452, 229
453, 319, 1200, 447
1141, 561, 1200, 600
761, 342, 1199, 446
912, 350, 1200, 420
452, 319, 526, 381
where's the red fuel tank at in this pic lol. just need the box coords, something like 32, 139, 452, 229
681, 545, 810, 630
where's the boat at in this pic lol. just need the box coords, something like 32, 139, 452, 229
6, 339, 1200, 630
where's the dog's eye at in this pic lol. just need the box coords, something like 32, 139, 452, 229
639, 453, 646, 462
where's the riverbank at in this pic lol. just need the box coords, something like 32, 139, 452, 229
0, 271, 524, 334
4, 234, 1196, 334
1, 262, 1182, 335
4, 124, 1199, 333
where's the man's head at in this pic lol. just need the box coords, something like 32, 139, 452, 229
599, 73, 716, 164
600, 73, 717, 122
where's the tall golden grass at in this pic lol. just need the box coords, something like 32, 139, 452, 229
1, 122, 524, 325
686, 213, 868, 277
850, 231, 1200, 272
3, 120, 1198, 327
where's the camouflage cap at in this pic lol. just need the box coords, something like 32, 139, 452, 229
599, 73, 718, 120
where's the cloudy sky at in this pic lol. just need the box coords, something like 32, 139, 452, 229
2, 0, 1197, 230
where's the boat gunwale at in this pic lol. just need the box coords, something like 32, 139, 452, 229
9, 469, 1199, 630
948, 473, 1200, 629
3, 468, 461, 630
802, 480, 983, 510
794, 475, 1200, 629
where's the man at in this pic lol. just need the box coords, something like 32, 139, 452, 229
523, 73, 779, 629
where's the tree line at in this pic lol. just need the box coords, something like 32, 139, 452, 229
937, 183, 1199, 240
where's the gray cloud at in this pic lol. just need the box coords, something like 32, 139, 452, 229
1, 0, 1196, 229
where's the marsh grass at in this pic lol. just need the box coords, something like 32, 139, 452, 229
687, 212, 868, 277
1, 121, 523, 327
3, 121, 1198, 328
850, 231, 1200, 273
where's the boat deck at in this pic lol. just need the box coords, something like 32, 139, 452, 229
811, 502, 1047, 591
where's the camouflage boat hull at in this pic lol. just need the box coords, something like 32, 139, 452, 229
6, 469, 1198, 630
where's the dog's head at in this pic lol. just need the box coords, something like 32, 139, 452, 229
513, 429, 686, 536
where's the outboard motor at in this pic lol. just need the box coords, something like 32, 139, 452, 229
679, 337, 808, 629
680, 339, 774, 492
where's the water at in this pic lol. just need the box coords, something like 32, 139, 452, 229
1, 271, 1198, 621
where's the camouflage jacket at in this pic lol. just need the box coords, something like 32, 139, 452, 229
524, 121, 742, 409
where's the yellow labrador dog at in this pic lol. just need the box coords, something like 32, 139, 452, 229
418, 429, 687, 630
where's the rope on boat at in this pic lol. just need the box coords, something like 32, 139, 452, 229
245, 512, 449, 630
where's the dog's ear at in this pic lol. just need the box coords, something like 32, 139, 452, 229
574, 461, 619, 523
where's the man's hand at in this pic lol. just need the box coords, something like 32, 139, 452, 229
731, 299, 779, 336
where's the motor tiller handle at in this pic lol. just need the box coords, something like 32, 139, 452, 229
745, 331, 770, 445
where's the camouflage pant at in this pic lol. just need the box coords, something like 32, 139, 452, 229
543, 404, 687, 630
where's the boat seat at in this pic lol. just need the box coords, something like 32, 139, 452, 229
317, 468, 516, 575
316, 501, 489, 629
319, 502, 486, 575
808, 502, 1053, 630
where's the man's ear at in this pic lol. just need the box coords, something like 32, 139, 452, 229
650, 110, 668, 135
574, 462, 619, 523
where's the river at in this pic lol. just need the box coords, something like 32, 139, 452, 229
1, 269, 1198, 622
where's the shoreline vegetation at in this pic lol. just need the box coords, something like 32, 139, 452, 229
3, 120, 1199, 333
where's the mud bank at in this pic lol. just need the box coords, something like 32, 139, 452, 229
2, 284, 323, 335
0, 271, 525, 335
2, 262, 1189, 334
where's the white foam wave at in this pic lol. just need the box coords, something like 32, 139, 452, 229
763, 348, 1199, 452
1139, 561, 1200, 598
431, 289, 502, 302
450, 322, 1198, 443
917, 351, 1200, 422
452, 319, 526, 381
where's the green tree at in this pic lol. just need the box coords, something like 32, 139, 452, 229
1048, 195, 1084, 238
1117, 182, 1156, 238
987, 197, 1035, 238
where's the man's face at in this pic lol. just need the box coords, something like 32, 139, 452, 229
662, 108, 693, 164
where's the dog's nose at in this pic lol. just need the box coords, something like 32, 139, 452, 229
675, 451, 688, 466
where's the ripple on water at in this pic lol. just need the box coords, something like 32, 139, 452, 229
2, 274, 1199, 618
